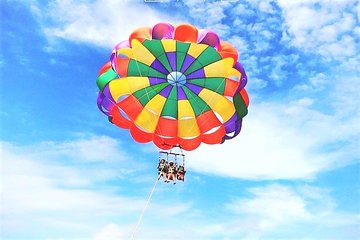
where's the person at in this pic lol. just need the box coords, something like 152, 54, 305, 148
157, 159, 167, 182
166, 161, 177, 184
176, 165, 186, 181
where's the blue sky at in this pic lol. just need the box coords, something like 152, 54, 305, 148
1, 0, 359, 239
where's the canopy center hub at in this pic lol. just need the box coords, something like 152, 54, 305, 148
167, 71, 186, 86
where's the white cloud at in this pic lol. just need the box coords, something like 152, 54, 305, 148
277, 0, 358, 59
232, 2, 254, 17
244, 21, 277, 53
188, 96, 359, 180
3, 135, 130, 165
227, 35, 249, 55
220, 184, 360, 239
1, 138, 141, 212
1, 137, 358, 239
318, 35, 357, 59
119, 183, 359, 240
97, 183, 360, 240
309, 72, 328, 89
181, 1, 360, 180
268, 55, 288, 85
93, 221, 196, 240
226, 185, 310, 231
1, 137, 193, 238
204, 23, 231, 38
32, 0, 180, 48
93, 223, 127, 240
258, 0, 275, 14
248, 77, 268, 89
331, 75, 360, 116
182, 0, 233, 35
5, 137, 354, 239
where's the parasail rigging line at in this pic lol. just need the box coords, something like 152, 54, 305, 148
130, 170, 160, 240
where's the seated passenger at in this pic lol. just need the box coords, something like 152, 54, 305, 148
157, 159, 167, 181
166, 161, 177, 184
176, 165, 186, 181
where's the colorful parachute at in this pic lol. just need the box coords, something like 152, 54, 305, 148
96, 23, 249, 151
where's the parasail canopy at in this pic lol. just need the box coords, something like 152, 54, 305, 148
97, 23, 249, 151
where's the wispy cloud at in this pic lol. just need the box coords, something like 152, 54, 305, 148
278, 0, 359, 60
188, 96, 359, 180
6, 137, 357, 239
1, 137, 191, 238
177, 0, 360, 180
219, 184, 360, 239
78, 183, 360, 240
28, 0, 181, 48
93, 223, 127, 240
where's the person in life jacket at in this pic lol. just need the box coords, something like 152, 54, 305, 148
176, 165, 186, 181
157, 159, 168, 182
167, 161, 177, 184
